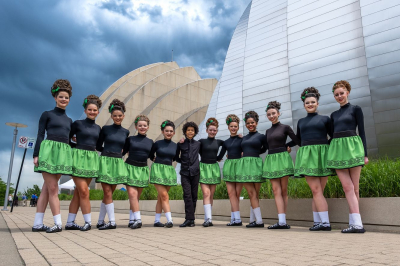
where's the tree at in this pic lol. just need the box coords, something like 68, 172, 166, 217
24, 184, 41, 199
0, 177, 15, 200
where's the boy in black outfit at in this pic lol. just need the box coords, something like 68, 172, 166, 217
176, 122, 201, 227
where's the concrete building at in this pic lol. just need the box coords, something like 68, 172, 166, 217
199, 0, 400, 159
91, 62, 217, 189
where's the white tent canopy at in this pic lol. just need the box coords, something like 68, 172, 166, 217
58, 179, 90, 193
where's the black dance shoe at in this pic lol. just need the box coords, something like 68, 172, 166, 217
80, 222, 91, 231
96, 221, 106, 228
341, 226, 366, 233
246, 222, 264, 228
65, 222, 82, 230
128, 220, 135, 227
267, 223, 290, 229
46, 224, 62, 233
32, 225, 49, 232
98, 222, 117, 230
165, 221, 174, 228
309, 223, 331, 231
154, 222, 165, 227
179, 219, 195, 227
130, 220, 142, 229
227, 221, 243, 226
202, 219, 212, 227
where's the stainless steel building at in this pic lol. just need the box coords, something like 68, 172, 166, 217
200, 0, 400, 158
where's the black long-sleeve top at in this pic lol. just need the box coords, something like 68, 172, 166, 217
265, 122, 300, 154
69, 118, 101, 151
330, 103, 367, 156
176, 138, 201, 176
149, 139, 177, 166
33, 107, 73, 157
96, 124, 129, 158
123, 134, 154, 163
287, 113, 332, 147
241, 131, 268, 157
217, 135, 243, 160
198, 137, 224, 164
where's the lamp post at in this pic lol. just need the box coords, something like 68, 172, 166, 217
2, 123, 27, 211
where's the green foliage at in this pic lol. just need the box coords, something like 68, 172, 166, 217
58, 193, 73, 200
58, 158, 400, 200
24, 184, 41, 199
0, 178, 14, 199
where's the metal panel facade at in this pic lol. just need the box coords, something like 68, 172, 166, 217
200, 0, 400, 158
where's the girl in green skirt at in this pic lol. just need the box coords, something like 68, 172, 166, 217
66, 95, 102, 232
95, 99, 130, 230
263, 101, 299, 229
32, 79, 73, 233
123, 115, 154, 229
199, 118, 224, 227
238, 111, 268, 228
218, 114, 243, 226
329, 81, 369, 233
149, 120, 178, 228
288, 88, 334, 231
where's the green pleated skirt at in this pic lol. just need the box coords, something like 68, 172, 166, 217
327, 136, 365, 169
222, 159, 240, 182
71, 148, 99, 178
96, 156, 128, 185
150, 163, 177, 186
34, 140, 73, 175
200, 162, 221, 185
294, 145, 334, 178
262, 151, 294, 179
125, 163, 150, 188
235, 157, 264, 183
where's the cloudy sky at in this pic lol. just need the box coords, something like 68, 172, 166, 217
0, 0, 250, 192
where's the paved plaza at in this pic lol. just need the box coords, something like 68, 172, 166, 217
1, 207, 400, 266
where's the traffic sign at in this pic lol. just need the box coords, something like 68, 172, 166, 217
18, 136, 28, 148
27, 138, 36, 149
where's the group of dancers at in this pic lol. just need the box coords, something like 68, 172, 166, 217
32, 79, 368, 234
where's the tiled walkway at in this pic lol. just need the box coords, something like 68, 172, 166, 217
2, 207, 400, 266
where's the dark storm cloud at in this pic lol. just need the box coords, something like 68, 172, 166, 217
0, 0, 251, 187
98, 0, 137, 20
138, 4, 163, 23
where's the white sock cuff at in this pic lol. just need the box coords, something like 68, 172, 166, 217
53, 214, 62, 226
33, 212, 45, 227
278, 213, 286, 225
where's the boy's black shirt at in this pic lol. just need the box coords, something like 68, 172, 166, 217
176, 138, 201, 176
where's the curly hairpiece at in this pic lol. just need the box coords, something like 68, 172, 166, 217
332, 80, 351, 93
51, 79, 72, 97
160, 120, 175, 131
243, 111, 259, 122
226, 114, 240, 126
266, 101, 281, 112
301, 87, 320, 102
83, 95, 102, 109
109, 99, 125, 113
134, 115, 150, 126
206, 117, 219, 128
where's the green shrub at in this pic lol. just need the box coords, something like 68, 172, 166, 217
59, 158, 400, 200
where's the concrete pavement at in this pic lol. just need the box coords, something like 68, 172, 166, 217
2, 207, 400, 266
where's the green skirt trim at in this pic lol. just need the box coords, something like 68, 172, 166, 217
222, 159, 240, 182
235, 157, 264, 183
294, 145, 335, 178
96, 156, 128, 185
200, 162, 221, 185
327, 136, 365, 169
71, 148, 99, 178
34, 140, 73, 175
263, 151, 294, 179
150, 163, 177, 186
125, 163, 150, 188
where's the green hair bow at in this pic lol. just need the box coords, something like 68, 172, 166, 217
161, 120, 168, 128
82, 98, 88, 108
265, 105, 270, 112
332, 83, 337, 93
302, 90, 308, 100
226, 117, 232, 125
109, 104, 114, 113
51, 86, 60, 93
135, 117, 140, 124
206, 120, 214, 126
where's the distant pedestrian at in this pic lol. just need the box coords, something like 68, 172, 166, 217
22, 194, 27, 207
8, 194, 13, 206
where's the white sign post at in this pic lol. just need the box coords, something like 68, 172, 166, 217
18, 136, 28, 148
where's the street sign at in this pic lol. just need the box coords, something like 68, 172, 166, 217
18, 136, 28, 148
27, 138, 36, 149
